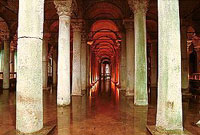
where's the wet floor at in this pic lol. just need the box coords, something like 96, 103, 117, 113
0, 80, 200, 135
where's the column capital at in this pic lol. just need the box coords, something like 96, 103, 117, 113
54, 0, 73, 17
123, 19, 134, 30
71, 19, 83, 32
128, 0, 149, 14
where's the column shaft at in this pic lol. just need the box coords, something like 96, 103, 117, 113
181, 26, 189, 91
81, 33, 87, 91
124, 20, 134, 96
72, 21, 82, 95
3, 40, 10, 89
57, 15, 71, 105
156, 0, 183, 130
86, 45, 90, 88
10, 50, 15, 78
53, 47, 57, 86
120, 32, 126, 90
134, 2, 148, 105
42, 39, 48, 88
151, 42, 157, 88
16, 0, 44, 133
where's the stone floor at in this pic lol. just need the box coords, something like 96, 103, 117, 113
0, 80, 200, 135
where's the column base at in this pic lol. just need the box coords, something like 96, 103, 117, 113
147, 125, 193, 135
4, 125, 56, 135
134, 100, 148, 106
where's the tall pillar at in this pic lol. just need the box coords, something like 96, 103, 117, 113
10, 49, 15, 78
71, 20, 82, 95
16, 0, 44, 133
128, 0, 148, 105
53, 45, 58, 86
123, 19, 134, 96
54, 0, 72, 106
3, 39, 10, 89
120, 32, 126, 90
86, 45, 91, 88
81, 31, 87, 91
156, 0, 183, 131
181, 24, 189, 92
42, 37, 49, 89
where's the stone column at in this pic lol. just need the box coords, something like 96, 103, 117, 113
54, 0, 72, 106
42, 37, 49, 89
86, 45, 91, 88
81, 30, 87, 91
181, 25, 189, 92
129, 0, 148, 105
120, 32, 126, 90
3, 39, 10, 89
72, 20, 82, 95
156, 0, 183, 131
10, 49, 15, 78
151, 41, 157, 88
53, 46, 58, 86
16, 0, 44, 133
123, 19, 134, 96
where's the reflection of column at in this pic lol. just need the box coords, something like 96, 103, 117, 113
53, 46, 57, 86
3, 39, 10, 89
55, 0, 72, 106
156, 0, 183, 131
72, 20, 82, 96
181, 25, 189, 92
57, 107, 70, 134
42, 37, 48, 89
81, 31, 87, 91
133, 106, 148, 134
16, 0, 44, 133
123, 19, 134, 96
129, 0, 148, 105
120, 32, 126, 90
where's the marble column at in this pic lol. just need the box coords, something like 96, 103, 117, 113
53, 46, 58, 86
16, 0, 44, 133
72, 20, 82, 95
3, 39, 10, 89
156, 0, 183, 131
120, 32, 126, 90
54, 0, 72, 106
42, 38, 48, 89
129, 0, 148, 105
81, 31, 87, 91
181, 25, 189, 92
123, 19, 134, 96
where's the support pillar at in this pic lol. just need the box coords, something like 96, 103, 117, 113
123, 19, 134, 96
181, 24, 189, 93
151, 41, 158, 88
16, 0, 44, 133
53, 46, 58, 87
71, 20, 82, 95
10, 49, 15, 78
81, 31, 87, 91
3, 39, 10, 89
155, 0, 183, 132
54, 0, 72, 105
42, 37, 49, 89
129, 0, 148, 105
120, 32, 126, 90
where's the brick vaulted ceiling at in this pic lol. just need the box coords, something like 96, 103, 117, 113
1, 0, 200, 50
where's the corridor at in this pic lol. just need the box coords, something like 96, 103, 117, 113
1, 80, 200, 135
